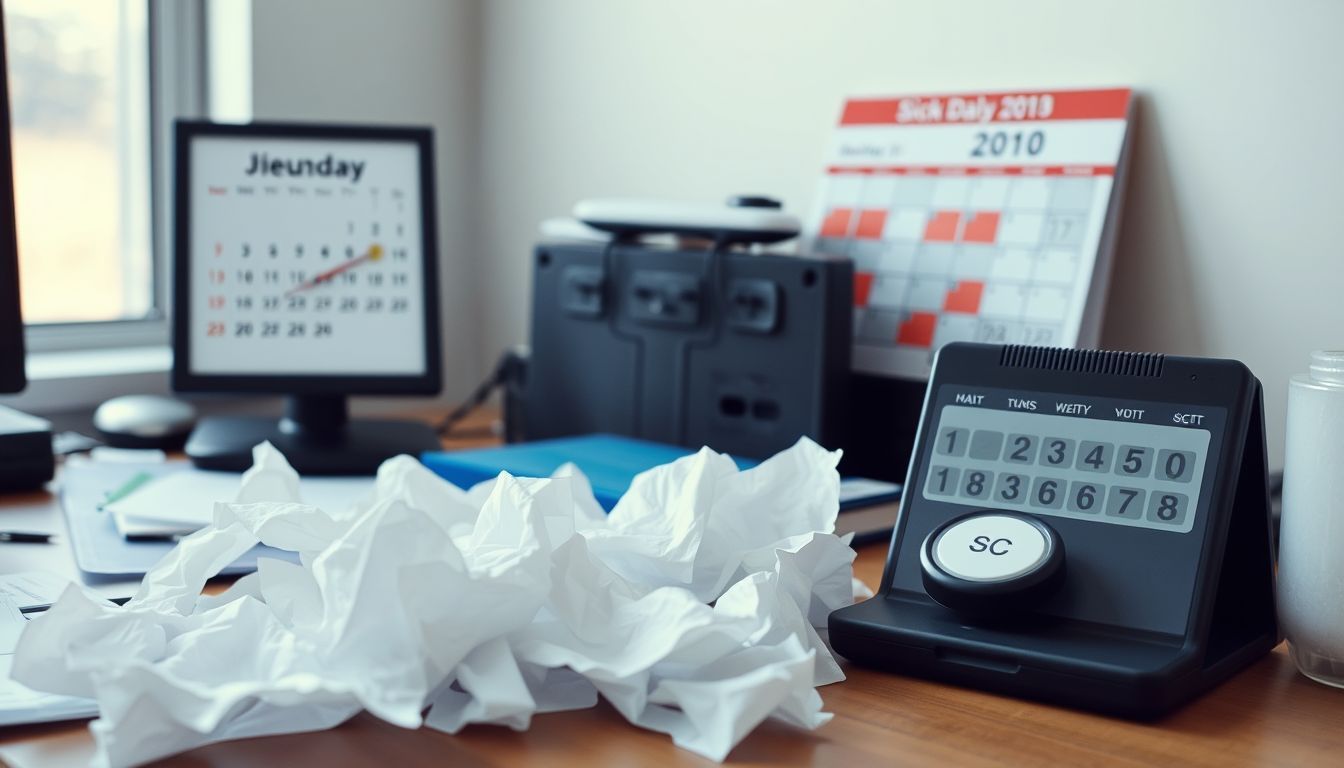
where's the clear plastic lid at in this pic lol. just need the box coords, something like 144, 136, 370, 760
1309, 351, 1344, 385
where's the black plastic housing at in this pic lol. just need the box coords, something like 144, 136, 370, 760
829, 342, 1279, 719
522, 241, 852, 459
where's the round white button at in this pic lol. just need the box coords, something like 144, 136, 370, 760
931, 514, 1050, 583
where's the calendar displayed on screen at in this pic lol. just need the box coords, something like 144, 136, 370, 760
184, 133, 429, 377
809, 88, 1133, 380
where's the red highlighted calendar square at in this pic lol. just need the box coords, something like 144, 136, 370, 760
943, 281, 984, 314
962, 212, 1000, 244
854, 272, 875, 307
897, 312, 938, 347
810, 87, 1132, 379
854, 210, 887, 239
923, 211, 960, 242
820, 208, 852, 238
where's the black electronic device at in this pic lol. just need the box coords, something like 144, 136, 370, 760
0, 1, 23, 395
522, 233, 852, 459
173, 121, 443, 474
0, 407, 53, 491
0, 5, 54, 491
829, 342, 1278, 718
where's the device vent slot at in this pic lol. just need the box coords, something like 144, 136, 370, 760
999, 345, 1165, 377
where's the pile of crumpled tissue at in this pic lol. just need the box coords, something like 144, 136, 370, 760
14, 437, 867, 767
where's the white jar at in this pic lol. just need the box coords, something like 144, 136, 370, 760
1279, 350, 1344, 688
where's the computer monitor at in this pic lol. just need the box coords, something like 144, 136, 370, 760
172, 121, 444, 473
0, 4, 25, 395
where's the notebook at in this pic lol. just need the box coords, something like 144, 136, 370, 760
59, 459, 301, 577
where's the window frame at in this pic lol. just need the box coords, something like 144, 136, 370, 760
0, 0, 252, 415
20, 0, 249, 354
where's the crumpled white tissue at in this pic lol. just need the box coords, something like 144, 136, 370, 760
14, 438, 862, 767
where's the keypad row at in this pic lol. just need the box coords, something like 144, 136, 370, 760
925, 465, 1190, 526
936, 428, 1196, 482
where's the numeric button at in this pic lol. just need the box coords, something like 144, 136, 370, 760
926, 465, 960, 496
936, 427, 969, 457
961, 470, 995, 501
1147, 491, 1190, 525
1004, 434, 1037, 464
969, 430, 1005, 461
1105, 486, 1146, 519
1157, 450, 1196, 482
1076, 441, 1114, 473
994, 473, 1027, 505
1039, 437, 1075, 469
1030, 477, 1066, 510
1066, 481, 1103, 514
1116, 445, 1152, 478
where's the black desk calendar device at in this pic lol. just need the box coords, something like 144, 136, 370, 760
172, 121, 443, 474
520, 198, 852, 460
829, 342, 1278, 718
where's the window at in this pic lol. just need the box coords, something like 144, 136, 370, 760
6, 0, 153, 325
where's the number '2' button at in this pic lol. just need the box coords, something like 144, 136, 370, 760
1004, 434, 1037, 464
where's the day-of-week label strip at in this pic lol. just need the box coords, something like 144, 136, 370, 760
942, 390, 1216, 429
824, 165, 1116, 177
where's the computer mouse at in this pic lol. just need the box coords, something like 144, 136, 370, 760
93, 394, 198, 449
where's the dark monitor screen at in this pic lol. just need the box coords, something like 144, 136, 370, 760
0, 3, 23, 395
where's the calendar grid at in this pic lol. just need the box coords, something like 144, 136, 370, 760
187, 136, 429, 377
811, 89, 1130, 379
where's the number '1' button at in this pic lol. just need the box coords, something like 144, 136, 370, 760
926, 465, 960, 496
937, 428, 969, 457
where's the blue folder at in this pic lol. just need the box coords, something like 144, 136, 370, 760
422, 434, 754, 511
421, 433, 901, 513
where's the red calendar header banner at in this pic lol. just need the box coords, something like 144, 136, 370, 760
840, 88, 1131, 126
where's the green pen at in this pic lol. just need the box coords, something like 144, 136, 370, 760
98, 472, 155, 510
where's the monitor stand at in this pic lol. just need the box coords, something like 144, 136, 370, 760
184, 395, 443, 475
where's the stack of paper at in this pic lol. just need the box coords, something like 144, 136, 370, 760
0, 597, 97, 727
105, 471, 374, 539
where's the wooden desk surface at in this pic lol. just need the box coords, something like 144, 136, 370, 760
2, 419, 1341, 766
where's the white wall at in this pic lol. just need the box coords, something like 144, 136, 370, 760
249, 0, 1344, 466
477, 0, 1344, 468
250, 0, 483, 410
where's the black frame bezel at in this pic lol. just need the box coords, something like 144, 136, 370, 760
171, 120, 442, 396
0, 4, 25, 394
